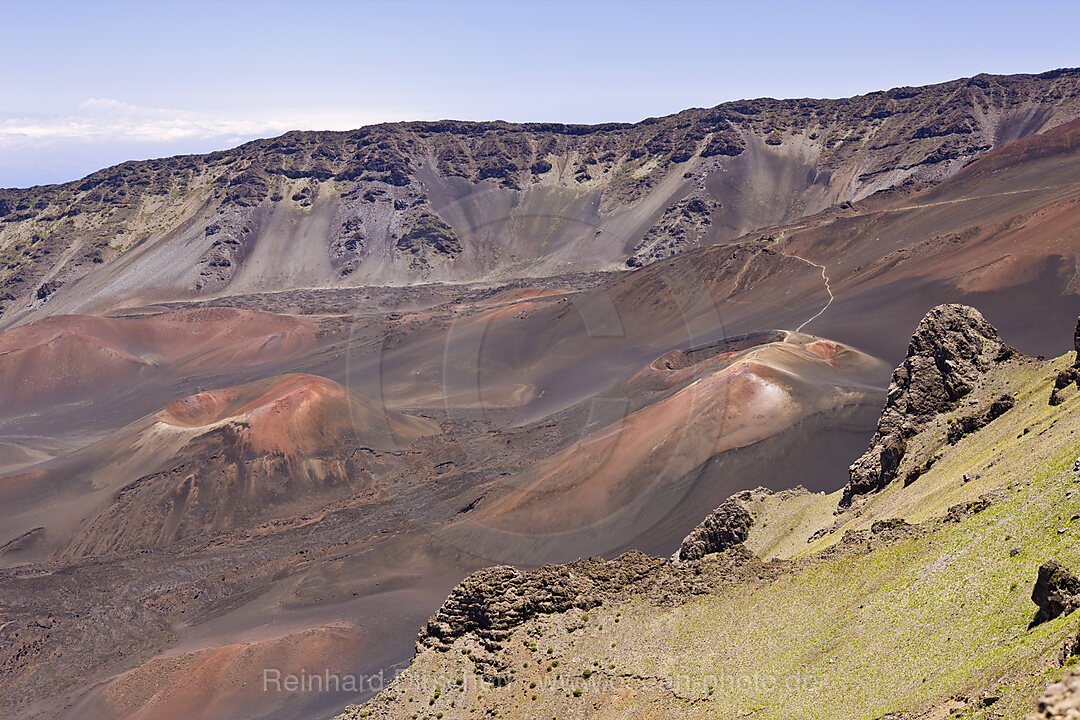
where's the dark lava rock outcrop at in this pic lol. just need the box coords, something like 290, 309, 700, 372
1074, 316, 1080, 365
416, 549, 762, 653
946, 393, 1016, 444
943, 497, 992, 523
1048, 317, 1080, 405
1032, 559, 1080, 627
1050, 370, 1078, 406
842, 304, 1012, 507
677, 499, 752, 561
395, 210, 462, 269
1050, 317, 1080, 405
417, 564, 602, 652
627, 192, 720, 268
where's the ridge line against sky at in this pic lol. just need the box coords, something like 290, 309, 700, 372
3, 0, 1079, 188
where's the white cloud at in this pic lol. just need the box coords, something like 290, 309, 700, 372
0, 99, 421, 187
0, 98, 400, 148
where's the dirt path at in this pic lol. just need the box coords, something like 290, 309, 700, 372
893, 185, 1068, 211
770, 226, 835, 333
772, 183, 1075, 332
792, 255, 834, 332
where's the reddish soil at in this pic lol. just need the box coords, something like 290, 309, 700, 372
158, 373, 437, 456
445, 334, 887, 562
1, 114, 1080, 720
0, 308, 317, 417
75, 625, 373, 720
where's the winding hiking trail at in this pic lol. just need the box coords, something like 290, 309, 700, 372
770, 226, 835, 333
762, 181, 1076, 335
793, 255, 834, 332
778, 192, 1020, 334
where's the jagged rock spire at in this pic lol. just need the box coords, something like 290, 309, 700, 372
841, 304, 1012, 507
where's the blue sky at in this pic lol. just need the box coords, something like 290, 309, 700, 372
2, 0, 1077, 188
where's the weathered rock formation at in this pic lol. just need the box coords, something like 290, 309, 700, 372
676, 499, 753, 561
1032, 560, 1080, 627
415, 547, 761, 655
1074, 316, 1080, 366
627, 192, 720, 268
1048, 317, 1080, 405
417, 564, 601, 652
842, 304, 1012, 506
1051, 369, 1079, 406
1006, 558, 1080, 719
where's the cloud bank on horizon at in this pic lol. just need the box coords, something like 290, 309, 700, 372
1, 99, 292, 144
0, 99, 404, 189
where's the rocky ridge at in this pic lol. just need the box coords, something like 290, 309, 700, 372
3, 70, 1080, 325
417, 564, 602, 653
412, 549, 762, 685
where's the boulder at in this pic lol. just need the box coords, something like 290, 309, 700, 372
1032, 559, 1080, 626
1054, 368, 1079, 390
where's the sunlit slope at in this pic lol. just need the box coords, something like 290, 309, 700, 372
344, 343, 1080, 720
2, 71, 1079, 326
